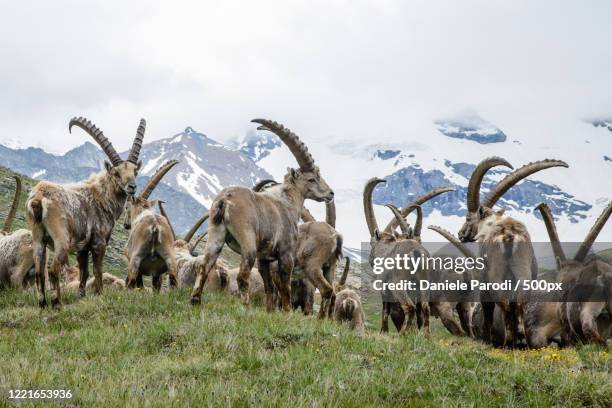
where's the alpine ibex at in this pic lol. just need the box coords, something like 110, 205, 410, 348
26, 117, 145, 308
457, 157, 568, 347
364, 179, 453, 334
252, 179, 342, 317
531, 202, 612, 347
334, 258, 365, 335
64, 265, 126, 292
124, 160, 179, 291
427, 225, 477, 337
190, 119, 334, 312
0, 176, 38, 289
157, 203, 229, 292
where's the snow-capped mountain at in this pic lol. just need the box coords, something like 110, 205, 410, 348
241, 113, 612, 250
434, 113, 507, 144
131, 126, 272, 209
0, 141, 106, 183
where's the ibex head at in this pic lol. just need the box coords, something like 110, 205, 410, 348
123, 160, 178, 230
458, 157, 568, 242
69, 117, 147, 196
252, 119, 334, 203
285, 167, 334, 203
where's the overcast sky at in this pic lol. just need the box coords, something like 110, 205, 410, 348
0, 0, 610, 153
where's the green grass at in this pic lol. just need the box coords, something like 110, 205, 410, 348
0, 288, 610, 407
1, 167, 611, 407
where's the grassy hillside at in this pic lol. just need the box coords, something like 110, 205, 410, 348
0, 288, 610, 407
1, 166, 611, 407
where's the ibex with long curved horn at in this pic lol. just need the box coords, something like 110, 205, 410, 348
26, 117, 145, 308
190, 119, 334, 311
365, 179, 454, 334
252, 178, 343, 317
529, 202, 612, 347
0, 176, 39, 289
457, 157, 568, 347
123, 160, 179, 291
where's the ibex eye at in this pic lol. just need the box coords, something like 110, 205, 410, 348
308, 178, 316, 183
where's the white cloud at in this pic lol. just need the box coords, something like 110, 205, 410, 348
0, 0, 610, 154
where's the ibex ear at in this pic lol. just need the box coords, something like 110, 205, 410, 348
288, 168, 298, 179
136, 160, 142, 171
375, 229, 380, 241
104, 161, 113, 173
555, 256, 561, 270
496, 208, 506, 216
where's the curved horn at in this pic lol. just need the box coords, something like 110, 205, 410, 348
574, 201, 612, 262
127, 119, 146, 164
252, 179, 278, 192
157, 201, 176, 240
251, 119, 315, 171
383, 186, 455, 233
69, 116, 122, 166
428, 225, 477, 259
139, 160, 178, 200
483, 159, 568, 208
300, 206, 317, 223
385, 204, 410, 235
466, 157, 513, 212
325, 201, 336, 228
184, 211, 210, 243
363, 178, 386, 238
190, 231, 209, 253
535, 203, 566, 262
404, 204, 423, 238
339, 257, 350, 286
2, 176, 22, 233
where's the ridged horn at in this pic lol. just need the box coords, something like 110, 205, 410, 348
383, 186, 455, 233
139, 160, 178, 200
251, 119, 315, 171
363, 178, 386, 238
535, 203, 566, 262
385, 204, 410, 235
184, 211, 210, 243
2, 176, 22, 233
483, 159, 568, 208
339, 257, 350, 286
428, 225, 477, 259
404, 204, 423, 238
157, 201, 175, 241
466, 157, 513, 212
252, 179, 278, 192
127, 119, 146, 164
69, 116, 122, 166
574, 201, 612, 262
190, 231, 209, 253
325, 201, 336, 228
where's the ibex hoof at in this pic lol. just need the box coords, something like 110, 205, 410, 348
38, 299, 48, 309
190, 296, 201, 306
51, 299, 62, 310
79, 289, 86, 298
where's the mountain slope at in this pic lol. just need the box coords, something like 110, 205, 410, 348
131, 127, 272, 209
